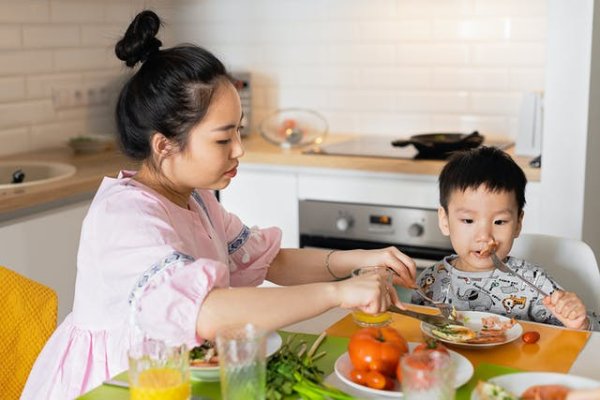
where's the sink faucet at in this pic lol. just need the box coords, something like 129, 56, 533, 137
11, 169, 25, 184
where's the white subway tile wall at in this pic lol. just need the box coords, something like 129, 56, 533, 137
0, 0, 175, 156
174, 0, 547, 138
0, 0, 546, 156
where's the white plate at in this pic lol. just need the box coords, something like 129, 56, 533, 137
334, 342, 474, 398
470, 372, 600, 400
421, 311, 523, 349
190, 331, 282, 382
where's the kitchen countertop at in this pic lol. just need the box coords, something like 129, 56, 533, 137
240, 133, 540, 179
0, 134, 540, 218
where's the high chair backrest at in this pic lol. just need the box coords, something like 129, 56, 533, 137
0, 266, 57, 399
510, 234, 600, 312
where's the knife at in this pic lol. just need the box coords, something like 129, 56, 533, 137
388, 305, 463, 327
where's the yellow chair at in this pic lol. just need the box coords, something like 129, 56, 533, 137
0, 266, 57, 400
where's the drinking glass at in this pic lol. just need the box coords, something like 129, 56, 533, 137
351, 266, 393, 327
128, 338, 190, 400
401, 351, 455, 400
216, 323, 267, 400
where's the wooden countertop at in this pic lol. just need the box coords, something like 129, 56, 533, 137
0, 147, 137, 217
0, 134, 540, 217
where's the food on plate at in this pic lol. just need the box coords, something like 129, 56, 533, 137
522, 331, 541, 344
431, 324, 477, 342
521, 384, 571, 400
480, 239, 499, 257
189, 341, 218, 367
433, 313, 516, 344
348, 326, 408, 389
476, 381, 519, 400
476, 381, 572, 400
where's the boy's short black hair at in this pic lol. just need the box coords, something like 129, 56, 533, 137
439, 146, 527, 213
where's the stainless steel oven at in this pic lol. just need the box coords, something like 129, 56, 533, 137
299, 199, 453, 300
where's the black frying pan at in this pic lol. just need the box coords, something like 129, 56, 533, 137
391, 131, 484, 159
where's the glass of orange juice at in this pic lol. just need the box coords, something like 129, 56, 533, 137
351, 266, 393, 327
128, 338, 190, 400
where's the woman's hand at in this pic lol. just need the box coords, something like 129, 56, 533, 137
544, 290, 589, 330
335, 271, 405, 313
356, 247, 417, 288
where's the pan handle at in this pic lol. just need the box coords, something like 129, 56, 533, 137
391, 139, 412, 147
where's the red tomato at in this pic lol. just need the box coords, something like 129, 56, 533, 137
413, 339, 449, 356
522, 331, 540, 344
349, 369, 368, 385
348, 327, 409, 377
365, 370, 387, 390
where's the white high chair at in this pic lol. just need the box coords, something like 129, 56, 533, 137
510, 233, 600, 312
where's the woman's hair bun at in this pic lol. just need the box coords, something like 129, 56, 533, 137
115, 10, 162, 67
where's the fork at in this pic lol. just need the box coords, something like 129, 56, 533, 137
490, 251, 549, 297
413, 287, 454, 318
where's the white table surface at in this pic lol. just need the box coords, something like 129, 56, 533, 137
283, 308, 600, 398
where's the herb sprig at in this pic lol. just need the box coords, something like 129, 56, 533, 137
266, 332, 354, 400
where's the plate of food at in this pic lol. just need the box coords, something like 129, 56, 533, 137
420, 311, 523, 348
190, 331, 282, 381
334, 342, 474, 398
471, 372, 600, 400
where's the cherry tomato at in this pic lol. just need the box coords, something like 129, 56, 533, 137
365, 370, 387, 390
522, 331, 540, 344
348, 327, 409, 377
349, 369, 368, 385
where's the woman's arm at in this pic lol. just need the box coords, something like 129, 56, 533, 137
196, 271, 397, 340
266, 247, 417, 287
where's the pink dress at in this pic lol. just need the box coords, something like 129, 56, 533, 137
21, 171, 281, 399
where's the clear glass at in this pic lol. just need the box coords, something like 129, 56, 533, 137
351, 266, 393, 327
401, 351, 455, 400
216, 323, 267, 400
128, 338, 190, 400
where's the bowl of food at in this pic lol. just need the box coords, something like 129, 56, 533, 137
68, 134, 114, 154
259, 108, 328, 149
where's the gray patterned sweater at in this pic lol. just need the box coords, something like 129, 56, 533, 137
410, 255, 600, 331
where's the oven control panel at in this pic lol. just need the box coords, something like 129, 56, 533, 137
299, 199, 451, 250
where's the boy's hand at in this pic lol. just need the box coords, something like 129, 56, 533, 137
543, 290, 589, 330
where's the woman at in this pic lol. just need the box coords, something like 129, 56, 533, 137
21, 10, 416, 399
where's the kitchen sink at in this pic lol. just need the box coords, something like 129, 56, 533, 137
0, 161, 77, 192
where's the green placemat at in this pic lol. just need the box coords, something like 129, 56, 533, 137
78, 331, 350, 400
455, 363, 523, 400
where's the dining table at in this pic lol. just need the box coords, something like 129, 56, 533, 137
78, 305, 600, 399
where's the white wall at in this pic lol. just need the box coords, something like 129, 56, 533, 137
174, 0, 547, 139
0, 0, 176, 157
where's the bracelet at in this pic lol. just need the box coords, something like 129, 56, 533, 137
325, 250, 344, 280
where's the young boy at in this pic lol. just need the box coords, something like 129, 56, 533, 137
411, 146, 599, 331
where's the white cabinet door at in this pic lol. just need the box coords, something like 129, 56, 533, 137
220, 168, 299, 248
0, 200, 90, 322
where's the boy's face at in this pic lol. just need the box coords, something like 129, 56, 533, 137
438, 184, 523, 272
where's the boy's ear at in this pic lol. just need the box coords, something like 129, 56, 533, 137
514, 210, 524, 238
438, 206, 450, 236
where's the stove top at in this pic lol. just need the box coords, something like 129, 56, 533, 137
303, 135, 514, 160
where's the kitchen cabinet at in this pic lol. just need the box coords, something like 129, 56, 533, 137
0, 199, 90, 322
219, 167, 299, 247
220, 164, 543, 248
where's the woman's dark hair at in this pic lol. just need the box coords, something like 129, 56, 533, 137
439, 146, 527, 213
114, 10, 233, 161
